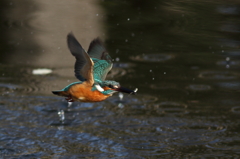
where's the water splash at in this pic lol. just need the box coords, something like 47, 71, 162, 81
58, 109, 65, 123
68, 102, 73, 108
118, 93, 124, 108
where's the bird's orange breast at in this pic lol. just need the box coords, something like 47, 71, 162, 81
68, 82, 111, 102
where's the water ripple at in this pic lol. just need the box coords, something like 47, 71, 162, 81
110, 94, 158, 105
186, 84, 212, 91
216, 59, 240, 68
198, 71, 239, 80
113, 62, 135, 68
231, 106, 240, 114
154, 101, 188, 115
216, 82, 240, 90
0, 83, 21, 90
130, 54, 174, 62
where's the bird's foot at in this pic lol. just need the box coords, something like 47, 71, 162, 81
65, 96, 74, 102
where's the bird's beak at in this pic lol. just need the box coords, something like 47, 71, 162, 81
113, 87, 138, 95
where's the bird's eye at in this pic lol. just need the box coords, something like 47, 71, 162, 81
108, 85, 118, 89
108, 85, 114, 88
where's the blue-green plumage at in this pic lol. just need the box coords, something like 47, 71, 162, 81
53, 35, 119, 96
87, 38, 120, 89
62, 81, 83, 91
92, 58, 112, 82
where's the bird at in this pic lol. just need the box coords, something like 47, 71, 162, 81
52, 32, 137, 102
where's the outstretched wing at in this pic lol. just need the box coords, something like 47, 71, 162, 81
87, 38, 113, 81
92, 58, 112, 81
67, 33, 94, 85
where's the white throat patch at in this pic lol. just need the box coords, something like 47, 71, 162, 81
95, 84, 104, 92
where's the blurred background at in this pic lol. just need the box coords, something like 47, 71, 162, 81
1, 0, 240, 158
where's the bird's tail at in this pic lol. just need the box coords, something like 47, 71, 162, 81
52, 90, 69, 97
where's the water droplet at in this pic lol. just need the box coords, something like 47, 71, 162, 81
58, 109, 65, 123
127, 18, 130, 21
119, 92, 123, 101
118, 103, 124, 108
68, 102, 72, 107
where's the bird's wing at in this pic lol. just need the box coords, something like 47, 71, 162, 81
87, 38, 107, 59
87, 38, 113, 81
67, 33, 94, 85
92, 58, 112, 81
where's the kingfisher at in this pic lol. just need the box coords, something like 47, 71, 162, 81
52, 33, 137, 102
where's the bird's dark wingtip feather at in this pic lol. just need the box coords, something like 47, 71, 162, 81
66, 32, 84, 56
67, 32, 77, 44
67, 31, 74, 36
88, 37, 104, 51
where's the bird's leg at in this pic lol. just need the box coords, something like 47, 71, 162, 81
65, 96, 74, 102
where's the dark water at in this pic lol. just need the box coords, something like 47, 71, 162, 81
1, 0, 240, 158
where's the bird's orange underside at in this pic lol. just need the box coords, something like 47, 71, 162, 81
67, 82, 112, 102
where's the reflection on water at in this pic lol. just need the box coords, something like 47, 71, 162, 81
1, 0, 240, 158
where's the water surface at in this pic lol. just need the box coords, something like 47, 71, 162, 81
1, 0, 240, 158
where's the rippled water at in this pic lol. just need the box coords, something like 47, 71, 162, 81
1, 0, 240, 158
